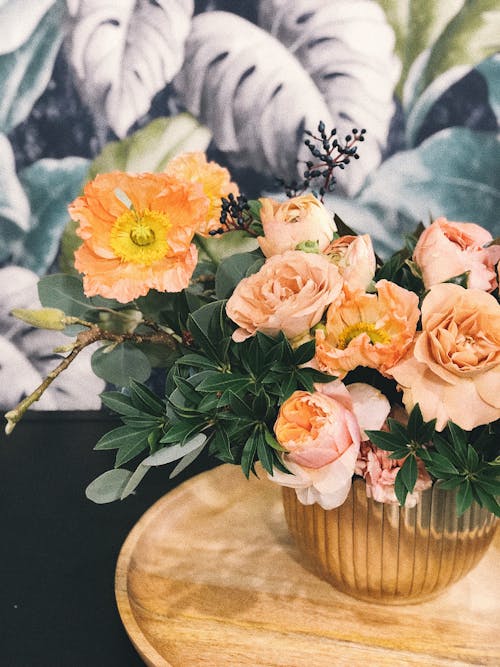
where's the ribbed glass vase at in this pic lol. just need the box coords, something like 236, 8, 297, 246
282, 479, 497, 604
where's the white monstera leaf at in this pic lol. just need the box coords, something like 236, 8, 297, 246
174, 4, 399, 194
0, 266, 105, 410
67, 0, 194, 138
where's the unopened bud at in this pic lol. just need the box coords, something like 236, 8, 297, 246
295, 240, 320, 254
11, 308, 67, 330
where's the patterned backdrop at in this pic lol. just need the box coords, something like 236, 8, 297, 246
0, 0, 498, 410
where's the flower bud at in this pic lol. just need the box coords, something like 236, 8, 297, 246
11, 308, 67, 330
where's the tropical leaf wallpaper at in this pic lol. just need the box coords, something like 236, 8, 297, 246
0, 0, 499, 410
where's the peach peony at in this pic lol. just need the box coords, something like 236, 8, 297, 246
164, 152, 239, 236
389, 283, 500, 431
413, 217, 500, 291
269, 381, 390, 509
70, 172, 208, 303
324, 234, 376, 292
226, 250, 343, 342
257, 194, 336, 257
355, 442, 432, 508
315, 280, 419, 378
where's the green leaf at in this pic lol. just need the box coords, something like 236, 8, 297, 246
161, 421, 205, 445
473, 486, 500, 517
100, 392, 145, 419
444, 271, 469, 288
94, 425, 148, 451
143, 434, 207, 466
115, 431, 152, 467
91, 343, 151, 387
85, 469, 133, 504
187, 301, 228, 363
176, 353, 221, 371
196, 230, 259, 265
196, 372, 250, 394
264, 429, 287, 452
400, 455, 418, 494
425, 452, 459, 475
407, 404, 423, 442
456, 479, 474, 516
0, 1, 65, 133
256, 430, 274, 475
87, 114, 211, 178
228, 391, 255, 419
476, 55, 500, 122
293, 339, 316, 365
129, 380, 165, 417
215, 251, 263, 299
365, 429, 404, 451
173, 376, 202, 406
211, 427, 233, 461
241, 431, 258, 479
394, 469, 408, 507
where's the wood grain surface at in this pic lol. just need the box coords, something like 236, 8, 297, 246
115, 465, 499, 667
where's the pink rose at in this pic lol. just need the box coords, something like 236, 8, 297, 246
257, 194, 336, 257
324, 234, 376, 292
413, 217, 500, 291
389, 283, 500, 431
269, 381, 390, 509
226, 250, 342, 342
355, 442, 432, 508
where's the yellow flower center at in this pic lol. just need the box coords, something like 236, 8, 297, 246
337, 322, 391, 349
110, 208, 170, 265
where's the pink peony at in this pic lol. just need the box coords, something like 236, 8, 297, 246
324, 234, 376, 292
355, 442, 432, 508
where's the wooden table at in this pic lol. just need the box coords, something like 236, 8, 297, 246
116, 465, 499, 666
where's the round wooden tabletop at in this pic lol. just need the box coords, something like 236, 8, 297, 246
115, 465, 499, 666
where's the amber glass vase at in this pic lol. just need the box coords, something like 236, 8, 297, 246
282, 479, 497, 604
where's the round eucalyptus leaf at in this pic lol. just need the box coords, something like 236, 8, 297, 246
85, 469, 133, 504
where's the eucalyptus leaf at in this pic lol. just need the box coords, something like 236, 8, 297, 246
85, 469, 133, 504
120, 462, 151, 500
91, 343, 151, 387
38, 274, 93, 317
169, 443, 206, 479
196, 231, 259, 266
143, 434, 207, 466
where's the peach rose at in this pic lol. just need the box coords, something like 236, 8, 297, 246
315, 280, 420, 378
226, 250, 343, 342
324, 234, 376, 292
355, 442, 432, 508
413, 217, 500, 291
257, 194, 336, 257
269, 381, 390, 509
389, 283, 500, 431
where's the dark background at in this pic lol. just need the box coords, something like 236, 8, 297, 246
0, 412, 214, 667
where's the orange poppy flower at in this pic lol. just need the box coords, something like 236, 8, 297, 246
315, 280, 419, 378
165, 152, 239, 235
70, 171, 208, 303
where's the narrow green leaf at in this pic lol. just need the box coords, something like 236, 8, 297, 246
293, 339, 316, 365
196, 372, 250, 393
256, 431, 274, 475
264, 429, 287, 452
160, 421, 205, 445
174, 376, 202, 405
100, 392, 145, 418
241, 431, 258, 479
456, 479, 474, 516
211, 427, 233, 461
128, 380, 165, 417
228, 391, 255, 418
407, 404, 423, 442
394, 470, 408, 507
365, 429, 405, 451
473, 485, 500, 517
400, 455, 418, 493
115, 431, 151, 467
94, 425, 149, 451
176, 353, 220, 370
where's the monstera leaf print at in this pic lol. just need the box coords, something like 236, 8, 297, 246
174, 3, 400, 195
67, 0, 194, 138
0, 266, 104, 410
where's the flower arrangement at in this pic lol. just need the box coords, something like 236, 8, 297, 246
4, 124, 500, 517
